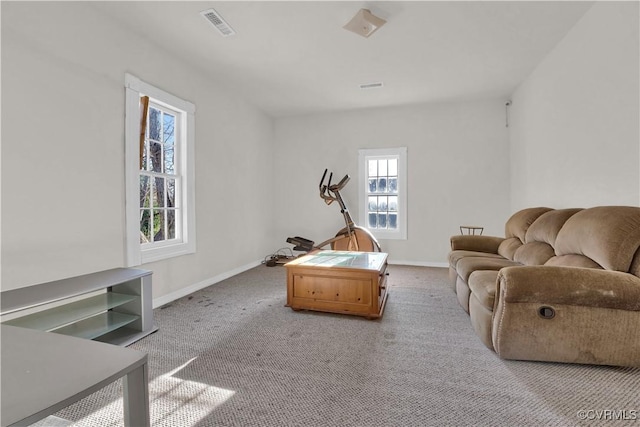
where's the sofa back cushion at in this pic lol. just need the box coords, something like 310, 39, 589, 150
497, 238, 522, 261
504, 207, 554, 243
513, 242, 556, 266
524, 208, 583, 246
545, 254, 603, 269
555, 206, 640, 272
630, 248, 640, 278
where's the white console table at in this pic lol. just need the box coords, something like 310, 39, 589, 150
1, 325, 150, 427
1, 268, 157, 346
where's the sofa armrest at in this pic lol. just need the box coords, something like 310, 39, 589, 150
450, 235, 504, 254
496, 266, 640, 311
492, 265, 640, 367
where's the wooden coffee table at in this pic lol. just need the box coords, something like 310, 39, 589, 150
285, 250, 389, 319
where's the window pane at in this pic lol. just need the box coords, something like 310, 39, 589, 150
167, 179, 176, 208
378, 159, 387, 177
388, 158, 398, 176
388, 178, 398, 194
368, 159, 377, 177
368, 196, 377, 211
379, 196, 388, 211
153, 209, 165, 242
149, 108, 161, 141
150, 142, 163, 173
389, 213, 398, 229
368, 213, 377, 228
140, 176, 150, 208
378, 213, 387, 228
368, 178, 377, 193
165, 145, 175, 175
141, 144, 148, 171
163, 113, 175, 145
377, 178, 387, 193
167, 209, 176, 239
140, 209, 151, 243
153, 177, 165, 208
389, 196, 398, 212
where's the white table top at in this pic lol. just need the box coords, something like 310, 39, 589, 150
1, 325, 147, 427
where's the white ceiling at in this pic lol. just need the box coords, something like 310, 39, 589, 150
93, 1, 594, 118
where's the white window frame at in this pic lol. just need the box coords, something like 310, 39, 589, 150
358, 147, 407, 241
124, 74, 196, 266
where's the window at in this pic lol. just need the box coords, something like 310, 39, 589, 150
140, 102, 178, 244
358, 147, 407, 240
124, 74, 195, 265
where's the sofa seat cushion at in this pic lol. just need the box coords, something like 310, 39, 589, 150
468, 270, 499, 310
456, 256, 519, 282
449, 250, 503, 268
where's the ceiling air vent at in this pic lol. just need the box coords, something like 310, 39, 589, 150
360, 82, 384, 90
200, 8, 236, 37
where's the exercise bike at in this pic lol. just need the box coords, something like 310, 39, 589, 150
287, 169, 381, 253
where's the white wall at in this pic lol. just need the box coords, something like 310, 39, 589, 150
509, 2, 640, 209
7, 2, 632, 296
274, 101, 511, 265
1, 2, 275, 297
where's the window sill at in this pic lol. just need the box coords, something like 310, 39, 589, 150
141, 242, 195, 264
370, 230, 407, 241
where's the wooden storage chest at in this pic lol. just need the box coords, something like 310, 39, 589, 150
285, 250, 388, 319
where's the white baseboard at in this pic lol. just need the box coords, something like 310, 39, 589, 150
153, 258, 447, 308
152, 259, 263, 308
388, 260, 449, 268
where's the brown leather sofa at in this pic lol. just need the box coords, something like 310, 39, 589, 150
449, 206, 640, 367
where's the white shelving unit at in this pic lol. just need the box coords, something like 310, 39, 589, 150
1, 268, 157, 346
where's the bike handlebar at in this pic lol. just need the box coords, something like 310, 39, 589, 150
319, 169, 333, 204
318, 169, 350, 204
331, 174, 350, 191
319, 169, 328, 190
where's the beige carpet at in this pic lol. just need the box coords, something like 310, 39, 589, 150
56, 265, 640, 426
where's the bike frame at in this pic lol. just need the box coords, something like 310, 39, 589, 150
317, 169, 380, 252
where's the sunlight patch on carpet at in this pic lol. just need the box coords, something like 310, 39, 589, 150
74, 357, 236, 427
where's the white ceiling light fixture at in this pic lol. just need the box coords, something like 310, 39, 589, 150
200, 8, 236, 37
343, 8, 387, 38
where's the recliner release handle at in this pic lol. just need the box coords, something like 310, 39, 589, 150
538, 306, 556, 319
